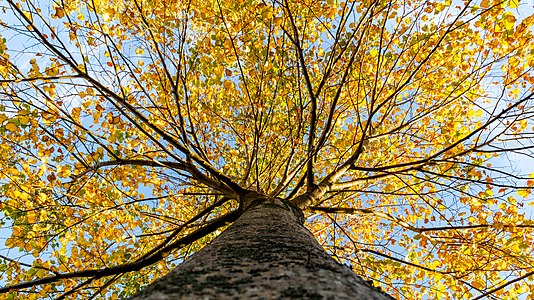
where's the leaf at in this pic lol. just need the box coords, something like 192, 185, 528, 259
517, 189, 530, 197
223, 80, 234, 90
18, 115, 29, 126
5, 122, 17, 132
54, 7, 65, 18
1, 1, 533, 299
370, 49, 379, 57
507, 0, 519, 8
503, 13, 516, 31
56, 165, 71, 178
27, 211, 36, 223
102, 12, 111, 22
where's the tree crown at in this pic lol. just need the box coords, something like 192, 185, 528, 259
0, 0, 533, 298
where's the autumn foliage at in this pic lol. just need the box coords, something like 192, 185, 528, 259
0, 0, 533, 298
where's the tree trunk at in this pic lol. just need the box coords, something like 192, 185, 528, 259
131, 195, 394, 299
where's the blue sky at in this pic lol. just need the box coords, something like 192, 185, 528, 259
1, 0, 534, 298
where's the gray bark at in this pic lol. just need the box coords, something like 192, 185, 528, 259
131, 195, 394, 299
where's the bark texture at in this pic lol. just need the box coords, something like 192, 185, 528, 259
131, 196, 394, 299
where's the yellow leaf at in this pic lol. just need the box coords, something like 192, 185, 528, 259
23, 11, 33, 22
27, 211, 36, 223
56, 165, 71, 178
55, 7, 65, 18
5, 122, 18, 132
370, 49, 379, 57
39, 210, 47, 222
507, 0, 519, 8
5, 238, 15, 248
18, 115, 29, 126
102, 12, 110, 22
467, 109, 483, 118
472, 278, 485, 290
517, 189, 530, 197
38, 192, 47, 202
503, 14, 516, 31
102, 24, 110, 34
82, 100, 92, 108
45, 64, 59, 76
223, 80, 234, 90
44, 84, 56, 98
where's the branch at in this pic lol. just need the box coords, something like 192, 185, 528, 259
72, 159, 187, 179
0, 210, 240, 293
309, 206, 432, 239
0, 74, 82, 83
283, 0, 318, 190
358, 248, 455, 275
471, 269, 534, 300
0, 254, 59, 276
136, 196, 232, 262
309, 206, 534, 232
348, 90, 534, 174
7, 0, 244, 197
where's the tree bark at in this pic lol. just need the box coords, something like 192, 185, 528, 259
131, 195, 394, 299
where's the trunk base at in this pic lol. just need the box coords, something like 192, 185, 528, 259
131, 198, 393, 299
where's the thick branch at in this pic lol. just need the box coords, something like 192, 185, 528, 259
472, 269, 534, 300
310, 206, 534, 232
283, 0, 318, 190
0, 210, 240, 293
7, 0, 243, 197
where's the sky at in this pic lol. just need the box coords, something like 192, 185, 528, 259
1, 0, 534, 298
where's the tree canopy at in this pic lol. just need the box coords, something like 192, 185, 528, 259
0, 0, 533, 298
